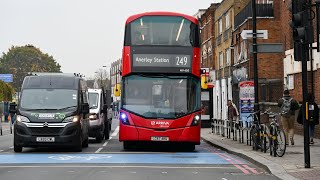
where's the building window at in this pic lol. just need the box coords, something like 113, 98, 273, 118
226, 48, 231, 66
225, 12, 230, 29
218, 18, 223, 35
219, 51, 224, 68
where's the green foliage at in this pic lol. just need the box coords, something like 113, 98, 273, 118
0, 45, 62, 91
0, 80, 14, 101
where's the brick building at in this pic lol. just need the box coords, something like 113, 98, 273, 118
231, 0, 284, 106
199, 4, 219, 70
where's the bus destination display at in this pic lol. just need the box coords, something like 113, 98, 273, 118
133, 54, 191, 68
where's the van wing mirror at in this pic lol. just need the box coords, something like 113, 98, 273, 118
9, 102, 17, 114
81, 103, 90, 114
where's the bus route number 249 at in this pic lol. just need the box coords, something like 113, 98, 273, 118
175, 56, 188, 66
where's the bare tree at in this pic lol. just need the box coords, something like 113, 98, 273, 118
94, 68, 110, 89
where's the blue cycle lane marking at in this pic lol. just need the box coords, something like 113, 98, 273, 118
0, 153, 245, 164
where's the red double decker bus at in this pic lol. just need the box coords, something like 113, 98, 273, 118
119, 12, 201, 151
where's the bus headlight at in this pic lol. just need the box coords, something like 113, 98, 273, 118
191, 114, 200, 126
63, 116, 79, 123
16, 115, 30, 123
120, 112, 130, 125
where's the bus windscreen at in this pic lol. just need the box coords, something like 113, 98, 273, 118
129, 16, 198, 47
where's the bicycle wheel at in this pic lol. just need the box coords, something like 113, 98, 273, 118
276, 128, 287, 157
250, 126, 261, 150
261, 125, 270, 152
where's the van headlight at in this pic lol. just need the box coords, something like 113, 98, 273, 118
63, 116, 79, 123
16, 115, 30, 123
89, 113, 99, 120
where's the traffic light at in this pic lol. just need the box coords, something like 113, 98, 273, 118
290, 0, 314, 61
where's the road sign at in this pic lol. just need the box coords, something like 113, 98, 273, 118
240, 30, 268, 39
0, 74, 13, 83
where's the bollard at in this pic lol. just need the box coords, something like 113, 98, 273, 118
241, 122, 244, 143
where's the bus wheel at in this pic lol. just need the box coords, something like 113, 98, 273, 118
186, 144, 195, 152
123, 141, 131, 150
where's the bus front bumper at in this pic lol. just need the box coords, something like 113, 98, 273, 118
119, 124, 200, 145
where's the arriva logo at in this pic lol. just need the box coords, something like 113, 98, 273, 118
151, 121, 170, 126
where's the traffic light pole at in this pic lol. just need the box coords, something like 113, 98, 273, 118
302, 42, 310, 168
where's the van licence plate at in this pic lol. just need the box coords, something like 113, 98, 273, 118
151, 136, 169, 141
36, 137, 55, 142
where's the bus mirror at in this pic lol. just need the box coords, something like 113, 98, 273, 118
201, 75, 208, 89
114, 83, 121, 97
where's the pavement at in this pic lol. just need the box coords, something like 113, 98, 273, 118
0, 121, 13, 135
201, 127, 320, 180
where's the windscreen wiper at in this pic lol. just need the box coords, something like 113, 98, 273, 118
57, 105, 77, 110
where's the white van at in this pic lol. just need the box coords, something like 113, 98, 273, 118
88, 89, 111, 142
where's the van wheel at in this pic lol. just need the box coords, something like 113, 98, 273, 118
74, 136, 82, 152
14, 144, 22, 153
104, 121, 110, 140
96, 133, 103, 143
83, 136, 89, 148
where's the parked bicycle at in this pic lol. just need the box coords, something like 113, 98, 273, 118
264, 109, 287, 157
246, 110, 270, 152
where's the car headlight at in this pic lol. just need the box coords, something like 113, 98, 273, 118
16, 115, 30, 123
63, 116, 80, 123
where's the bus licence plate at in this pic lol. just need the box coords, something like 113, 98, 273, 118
36, 137, 55, 142
151, 136, 169, 141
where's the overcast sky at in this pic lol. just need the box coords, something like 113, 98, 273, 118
0, 0, 221, 79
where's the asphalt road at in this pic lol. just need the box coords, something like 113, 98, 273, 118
0, 120, 279, 180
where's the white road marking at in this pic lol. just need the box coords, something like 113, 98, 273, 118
9, 146, 13, 149
111, 126, 119, 137
222, 178, 228, 180
102, 141, 108, 147
95, 148, 103, 153
161, 172, 168, 174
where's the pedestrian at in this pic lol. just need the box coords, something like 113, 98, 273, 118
297, 93, 319, 144
278, 90, 299, 145
227, 100, 239, 132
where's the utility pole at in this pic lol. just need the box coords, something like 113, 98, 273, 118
252, 0, 260, 123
